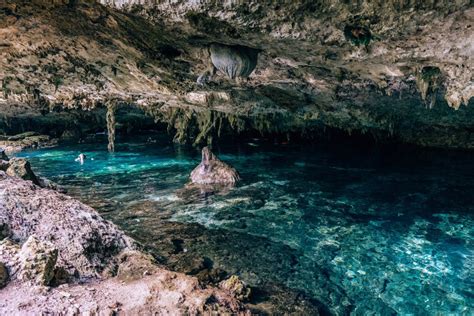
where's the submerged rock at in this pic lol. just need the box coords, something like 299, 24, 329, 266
190, 147, 240, 185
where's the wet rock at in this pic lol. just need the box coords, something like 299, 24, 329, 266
18, 236, 58, 286
37, 176, 66, 193
190, 147, 240, 185
219, 275, 251, 301
0, 262, 8, 288
5, 158, 40, 185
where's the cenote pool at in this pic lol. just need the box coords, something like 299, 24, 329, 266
16, 137, 474, 315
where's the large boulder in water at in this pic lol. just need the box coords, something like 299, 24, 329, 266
190, 147, 240, 185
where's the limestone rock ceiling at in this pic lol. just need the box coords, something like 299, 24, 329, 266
0, 0, 473, 148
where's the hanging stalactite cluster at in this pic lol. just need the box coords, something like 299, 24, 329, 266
106, 101, 116, 152
142, 105, 300, 146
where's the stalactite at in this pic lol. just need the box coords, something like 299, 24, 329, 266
106, 101, 116, 152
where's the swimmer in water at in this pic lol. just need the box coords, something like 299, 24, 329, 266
75, 153, 86, 164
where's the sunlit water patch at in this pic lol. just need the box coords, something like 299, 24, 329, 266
16, 139, 474, 315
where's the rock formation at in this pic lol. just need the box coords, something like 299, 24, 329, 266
5, 158, 40, 186
198, 43, 260, 85
18, 236, 58, 286
219, 275, 251, 301
190, 147, 240, 185
0, 133, 57, 154
0, 1, 473, 148
0, 169, 246, 314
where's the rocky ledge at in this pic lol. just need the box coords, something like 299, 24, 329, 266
0, 132, 57, 154
0, 168, 247, 314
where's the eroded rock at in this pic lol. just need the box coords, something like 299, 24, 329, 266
0, 134, 57, 154
18, 236, 58, 286
219, 275, 251, 301
198, 43, 260, 84
0, 171, 246, 314
5, 158, 40, 185
190, 147, 240, 185
0, 173, 134, 278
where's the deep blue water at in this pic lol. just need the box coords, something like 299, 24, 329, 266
16, 138, 474, 315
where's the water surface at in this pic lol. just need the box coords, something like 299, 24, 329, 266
17, 138, 474, 315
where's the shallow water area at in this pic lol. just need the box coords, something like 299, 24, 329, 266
16, 137, 474, 315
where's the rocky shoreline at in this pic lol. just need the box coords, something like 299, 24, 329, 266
0, 154, 248, 314
0, 132, 58, 155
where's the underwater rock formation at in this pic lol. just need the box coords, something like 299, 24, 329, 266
190, 147, 240, 185
198, 43, 260, 84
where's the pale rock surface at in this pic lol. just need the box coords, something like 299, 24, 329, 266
190, 147, 240, 185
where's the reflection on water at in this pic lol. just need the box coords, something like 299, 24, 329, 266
17, 138, 474, 315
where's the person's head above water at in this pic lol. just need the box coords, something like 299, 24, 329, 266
75, 153, 86, 163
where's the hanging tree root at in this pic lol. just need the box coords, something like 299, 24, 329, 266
106, 101, 117, 152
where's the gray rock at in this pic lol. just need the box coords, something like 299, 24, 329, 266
190, 147, 240, 185
6, 158, 40, 185
0, 175, 135, 279
18, 236, 58, 286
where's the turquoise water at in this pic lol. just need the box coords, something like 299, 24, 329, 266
17, 138, 474, 315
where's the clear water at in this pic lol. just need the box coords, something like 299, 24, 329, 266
16, 137, 474, 315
